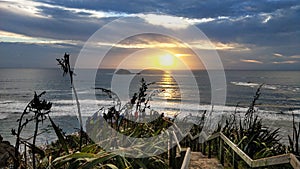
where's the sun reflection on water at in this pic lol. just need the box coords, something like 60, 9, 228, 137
157, 72, 181, 101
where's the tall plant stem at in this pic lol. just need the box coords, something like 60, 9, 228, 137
32, 116, 39, 169
57, 53, 83, 150
14, 112, 25, 168
14, 105, 31, 169
72, 83, 83, 150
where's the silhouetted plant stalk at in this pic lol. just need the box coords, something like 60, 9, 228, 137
11, 91, 51, 169
30, 92, 52, 169
244, 84, 263, 128
134, 78, 155, 116
56, 53, 84, 151
96, 78, 157, 127
288, 110, 300, 156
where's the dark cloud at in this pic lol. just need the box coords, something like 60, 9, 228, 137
0, 42, 79, 68
0, 8, 109, 41
38, 0, 170, 14
196, 3, 300, 52
38, 0, 299, 18
0, 0, 299, 69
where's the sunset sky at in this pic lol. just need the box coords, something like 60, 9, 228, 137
0, 0, 300, 70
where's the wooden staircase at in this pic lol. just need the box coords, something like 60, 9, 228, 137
189, 152, 223, 169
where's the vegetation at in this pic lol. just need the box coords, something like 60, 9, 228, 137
220, 85, 285, 160
288, 111, 300, 156
212, 85, 295, 168
1, 53, 300, 169
11, 91, 52, 169
6, 80, 171, 168
57, 53, 84, 151
1, 54, 174, 169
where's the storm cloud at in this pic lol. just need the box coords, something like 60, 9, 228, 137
0, 0, 299, 69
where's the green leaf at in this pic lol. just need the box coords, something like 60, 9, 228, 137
24, 141, 45, 158
49, 115, 69, 154
81, 153, 117, 169
53, 152, 96, 164
104, 164, 119, 169
134, 159, 148, 169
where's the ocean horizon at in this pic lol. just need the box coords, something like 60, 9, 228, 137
0, 68, 299, 145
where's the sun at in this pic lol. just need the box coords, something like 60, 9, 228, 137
159, 54, 175, 67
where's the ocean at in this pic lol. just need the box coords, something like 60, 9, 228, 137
0, 68, 299, 145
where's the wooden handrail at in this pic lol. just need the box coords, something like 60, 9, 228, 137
169, 123, 300, 168
251, 154, 290, 167
180, 147, 191, 169
206, 132, 300, 168
219, 132, 253, 166
290, 153, 300, 169
172, 131, 182, 152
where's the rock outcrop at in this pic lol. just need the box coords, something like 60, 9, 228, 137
0, 135, 15, 167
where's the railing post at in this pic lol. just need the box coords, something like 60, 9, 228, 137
208, 140, 212, 158
169, 133, 174, 168
214, 139, 217, 154
202, 142, 206, 155
233, 150, 238, 169
172, 144, 177, 169
178, 149, 186, 168
219, 138, 224, 165
199, 140, 202, 152
169, 134, 177, 168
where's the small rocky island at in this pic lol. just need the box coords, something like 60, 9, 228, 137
115, 69, 133, 74
139, 69, 166, 74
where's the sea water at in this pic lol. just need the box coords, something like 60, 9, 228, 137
0, 68, 299, 145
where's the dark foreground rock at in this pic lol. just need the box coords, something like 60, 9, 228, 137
0, 135, 15, 167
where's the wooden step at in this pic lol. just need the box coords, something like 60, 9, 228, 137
189, 152, 223, 169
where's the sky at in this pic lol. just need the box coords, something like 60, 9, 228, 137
0, 0, 300, 70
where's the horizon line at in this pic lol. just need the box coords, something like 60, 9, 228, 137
1, 67, 300, 71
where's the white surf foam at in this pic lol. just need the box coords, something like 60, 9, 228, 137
231, 81, 277, 90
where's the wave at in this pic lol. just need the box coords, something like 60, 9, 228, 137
0, 100, 15, 104
231, 81, 260, 87
231, 82, 300, 93
231, 81, 277, 90
1, 98, 300, 123
0, 113, 8, 120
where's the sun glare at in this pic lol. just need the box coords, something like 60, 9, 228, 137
159, 54, 175, 67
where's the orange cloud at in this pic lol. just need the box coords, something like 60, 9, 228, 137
272, 61, 298, 64
240, 59, 263, 64
290, 55, 300, 59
